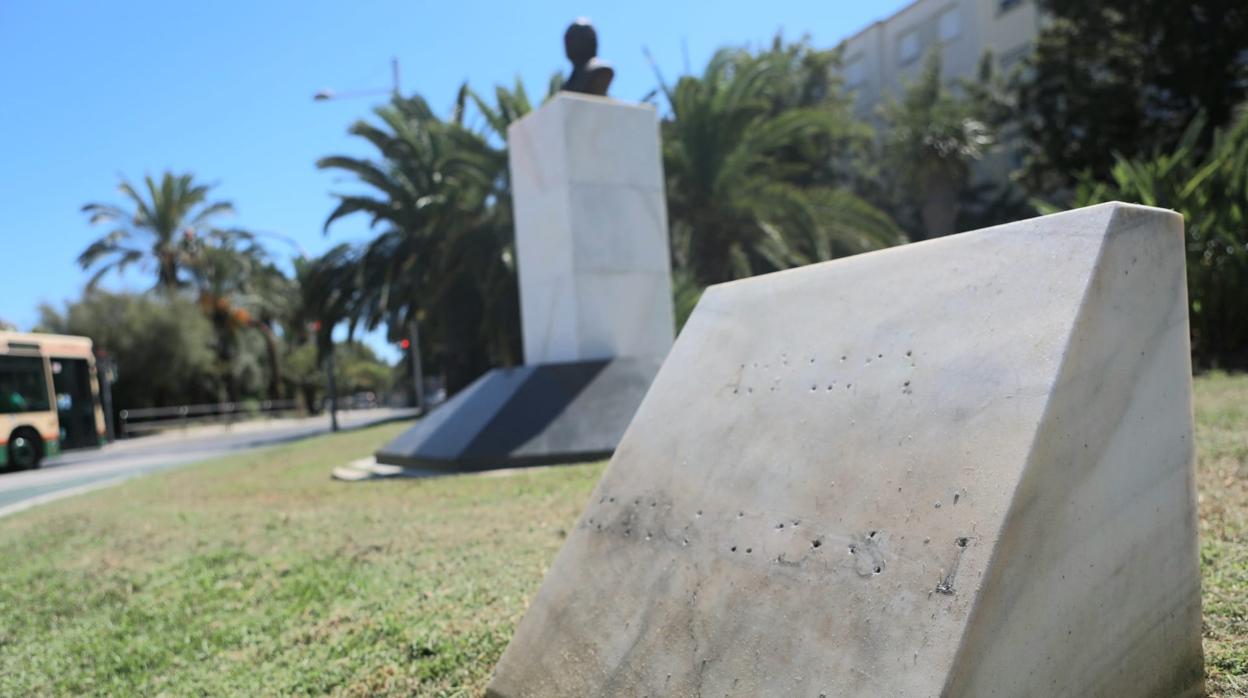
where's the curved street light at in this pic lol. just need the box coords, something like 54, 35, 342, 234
313, 58, 400, 102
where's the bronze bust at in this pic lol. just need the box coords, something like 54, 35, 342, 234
561, 19, 614, 96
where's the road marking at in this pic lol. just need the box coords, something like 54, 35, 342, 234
0, 473, 139, 519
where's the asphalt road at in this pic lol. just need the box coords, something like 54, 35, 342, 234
0, 408, 417, 518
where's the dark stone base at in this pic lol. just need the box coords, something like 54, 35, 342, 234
374, 357, 662, 472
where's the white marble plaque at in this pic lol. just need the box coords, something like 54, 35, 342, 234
487, 203, 1204, 697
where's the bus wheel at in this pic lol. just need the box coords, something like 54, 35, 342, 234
7, 429, 42, 470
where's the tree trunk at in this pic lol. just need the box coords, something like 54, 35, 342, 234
214, 315, 238, 403
157, 252, 180, 290
254, 321, 283, 400
324, 349, 339, 432
919, 170, 961, 240
301, 384, 319, 414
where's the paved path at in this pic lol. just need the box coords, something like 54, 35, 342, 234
0, 408, 417, 518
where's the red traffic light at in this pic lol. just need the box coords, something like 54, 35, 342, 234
399, 338, 411, 349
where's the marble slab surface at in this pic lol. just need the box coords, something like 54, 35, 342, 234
486, 203, 1204, 697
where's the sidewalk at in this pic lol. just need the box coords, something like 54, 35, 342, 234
104, 407, 418, 453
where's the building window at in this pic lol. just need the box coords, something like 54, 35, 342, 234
898, 30, 921, 65
845, 55, 866, 88
939, 8, 962, 42
999, 0, 1025, 13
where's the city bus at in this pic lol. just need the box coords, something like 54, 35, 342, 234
0, 331, 106, 470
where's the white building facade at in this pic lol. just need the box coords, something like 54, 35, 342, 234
839, 0, 1043, 119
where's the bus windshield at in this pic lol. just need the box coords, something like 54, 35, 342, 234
0, 356, 52, 414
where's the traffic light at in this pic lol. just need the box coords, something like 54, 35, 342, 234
399, 338, 411, 350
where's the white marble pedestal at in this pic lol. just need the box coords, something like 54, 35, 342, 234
376, 94, 676, 471
509, 93, 675, 364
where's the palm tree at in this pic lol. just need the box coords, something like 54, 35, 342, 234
242, 257, 297, 401
185, 230, 279, 402
318, 93, 524, 392
449, 77, 562, 372
453, 72, 563, 135
659, 44, 904, 286
295, 244, 363, 422
879, 51, 994, 239
79, 172, 234, 289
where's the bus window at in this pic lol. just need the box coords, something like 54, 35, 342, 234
0, 356, 51, 414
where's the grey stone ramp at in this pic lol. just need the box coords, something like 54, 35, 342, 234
487, 203, 1203, 697
375, 358, 661, 471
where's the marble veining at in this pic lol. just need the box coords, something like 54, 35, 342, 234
487, 203, 1203, 698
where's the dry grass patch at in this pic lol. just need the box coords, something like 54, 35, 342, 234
0, 372, 1244, 695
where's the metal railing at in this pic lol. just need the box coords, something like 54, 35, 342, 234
118, 399, 302, 437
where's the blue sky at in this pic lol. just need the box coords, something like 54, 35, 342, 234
0, 0, 909, 360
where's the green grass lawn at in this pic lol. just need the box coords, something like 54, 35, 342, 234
1, 374, 1245, 696
1196, 373, 1248, 696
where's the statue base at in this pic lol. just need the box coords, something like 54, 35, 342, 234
374, 357, 662, 472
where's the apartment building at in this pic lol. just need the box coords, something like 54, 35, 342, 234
839, 0, 1043, 119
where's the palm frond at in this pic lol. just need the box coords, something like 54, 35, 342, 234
80, 171, 235, 290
